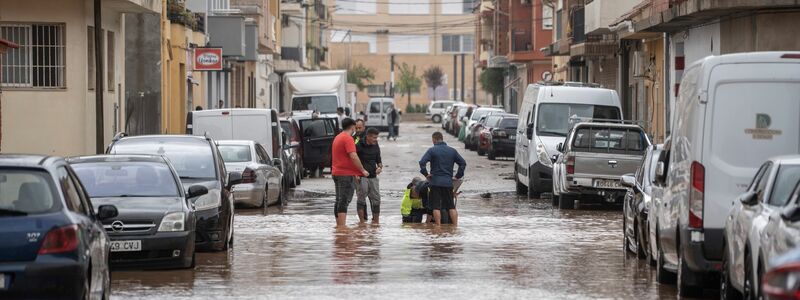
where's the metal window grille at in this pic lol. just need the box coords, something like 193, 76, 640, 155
1, 23, 66, 89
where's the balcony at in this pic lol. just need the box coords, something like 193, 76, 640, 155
105, 0, 161, 14
632, 0, 800, 33
511, 31, 532, 52
168, 1, 204, 32
584, 0, 640, 35
570, 35, 616, 57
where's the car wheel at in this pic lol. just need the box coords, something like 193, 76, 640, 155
527, 175, 541, 199
477, 148, 485, 156
678, 248, 703, 297
558, 194, 574, 209
432, 115, 442, 123
635, 222, 647, 259
721, 246, 743, 300
487, 147, 496, 160
655, 231, 677, 284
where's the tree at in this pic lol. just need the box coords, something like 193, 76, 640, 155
422, 65, 444, 101
395, 63, 422, 109
480, 68, 504, 105
342, 63, 375, 91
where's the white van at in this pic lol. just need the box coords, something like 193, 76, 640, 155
514, 83, 622, 198
365, 97, 396, 132
653, 52, 800, 296
187, 109, 284, 168
427, 100, 456, 123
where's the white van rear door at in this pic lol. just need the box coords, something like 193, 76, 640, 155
704, 63, 800, 230
231, 111, 272, 154
193, 112, 233, 140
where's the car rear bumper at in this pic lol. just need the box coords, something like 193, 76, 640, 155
0, 256, 86, 299
195, 208, 227, 251
108, 231, 194, 270
490, 140, 515, 155
680, 228, 723, 274
232, 184, 264, 207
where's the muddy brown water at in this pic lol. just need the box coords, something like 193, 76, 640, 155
109, 190, 691, 299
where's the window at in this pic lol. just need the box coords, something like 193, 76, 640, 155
0, 168, 60, 215
107, 31, 115, 91
755, 163, 773, 202
255, 144, 271, 163
335, 0, 376, 14
768, 165, 800, 206
218, 145, 253, 163
1, 23, 66, 88
389, 35, 429, 54
329, 31, 377, 53
389, 0, 429, 15
441, 0, 476, 14
542, 4, 554, 30
369, 101, 381, 113
57, 167, 86, 215
367, 84, 385, 96
442, 34, 474, 53
555, 9, 563, 39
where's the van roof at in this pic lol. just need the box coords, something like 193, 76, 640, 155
769, 155, 800, 165
691, 52, 800, 69
191, 108, 277, 116
534, 85, 619, 106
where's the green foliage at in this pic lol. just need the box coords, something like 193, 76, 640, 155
416, 104, 425, 113
406, 103, 416, 113
345, 63, 375, 91
480, 68, 505, 97
396, 63, 422, 108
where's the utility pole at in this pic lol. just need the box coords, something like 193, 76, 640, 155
472, 54, 477, 104
460, 53, 465, 102
94, 0, 104, 154
453, 55, 457, 100
390, 55, 395, 97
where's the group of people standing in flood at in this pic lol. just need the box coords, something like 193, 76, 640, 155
329, 118, 466, 227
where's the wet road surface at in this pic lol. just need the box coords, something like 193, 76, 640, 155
110, 122, 688, 299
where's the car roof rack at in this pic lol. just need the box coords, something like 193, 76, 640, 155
535, 81, 602, 88
569, 117, 645, 125
111, 132, 128, 142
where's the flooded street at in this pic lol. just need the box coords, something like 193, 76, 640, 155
110, 122, 681, 299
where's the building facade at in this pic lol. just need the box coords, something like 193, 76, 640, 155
327, 0, 487, 112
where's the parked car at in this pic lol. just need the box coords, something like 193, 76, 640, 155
108, 134, 240, 252
464, 107, 505, 149
217, 140, 284, 207
365, 97, 395, 132
515, 82, 622, 198
428, 100, 456, 123
720, 156, 800, 299
762, 247, 800, 300
655, 52, 800, 297
552, 122, 650, 209
187, 108, 285, 180
452, 106, 474, 137
482, 114, 519, 160
0, 155, 118, 299
621, 144, 663, 263
465, 114, 492, 151
293, 113, 339, 178
69, 155, 206, 269
280, 118, 303, 187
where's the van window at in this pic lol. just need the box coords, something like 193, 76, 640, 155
369, 102, 381, 113
280, 121, 294, 141
572, 127, 646, 155
292, 96, 338, 114
537, 103, 621, 137
768, 165, 800, 206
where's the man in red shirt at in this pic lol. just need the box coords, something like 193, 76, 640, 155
332, 118, 370, 226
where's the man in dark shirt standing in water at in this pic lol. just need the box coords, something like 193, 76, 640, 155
419, 131, 466, 226
356, 128, 382, 224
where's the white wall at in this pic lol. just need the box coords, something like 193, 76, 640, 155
668, 22, 720, 127
584, 0, 639, 34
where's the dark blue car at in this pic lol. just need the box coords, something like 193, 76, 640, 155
0, 155, 118, 299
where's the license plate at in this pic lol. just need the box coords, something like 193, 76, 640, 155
594, 180, 621, 189
110, 240, 141, 252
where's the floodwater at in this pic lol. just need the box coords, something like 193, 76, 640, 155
110, 190, 683, 299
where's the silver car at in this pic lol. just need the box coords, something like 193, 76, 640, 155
722, 155, 800, 299
217, 140, 284, 208
621, 144, 663, 263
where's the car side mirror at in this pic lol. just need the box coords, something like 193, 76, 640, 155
739, 191, 759, 206
556, 142, 564, 153
187, 185, 209, 199
227, 172, 243, 189
96, 205, 118, 220
621, 174, 636, 188
273, 158, 282, 167
525, 124, 533, 140
655, 161, 666, 184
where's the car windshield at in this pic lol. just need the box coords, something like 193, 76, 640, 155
769, 165, 800, 206
0, 169, 60, 216
471, 109, 500, 121
110, 138, 217, 180
572, 127, 646, 154
218, 145, 252, 163
457, 108, 468, 117
292, 96, 338, 114
537, 103, 621, 137
72, 162, 180, 198
499, 118, 518, 129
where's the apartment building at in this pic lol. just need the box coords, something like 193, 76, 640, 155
327, 0, 487, 112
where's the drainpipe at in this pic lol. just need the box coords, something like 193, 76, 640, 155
95, 0, 105, 153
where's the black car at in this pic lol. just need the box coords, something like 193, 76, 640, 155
484, 115, 518, 160
280, 118, 303, 187
292, 114, 338, 178
107, 135, 240, 252
621, 144, 662, 262
0, 154, 118, 299
69, 155, 209, 269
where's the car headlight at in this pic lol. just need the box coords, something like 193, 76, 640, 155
158, 212, 186, 232
536, 140, 552, 167
193, 191, 221, 211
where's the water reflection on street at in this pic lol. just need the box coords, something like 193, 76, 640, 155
111, 189, 682, 299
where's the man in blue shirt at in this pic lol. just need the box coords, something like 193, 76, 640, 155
419, 131, 466, 226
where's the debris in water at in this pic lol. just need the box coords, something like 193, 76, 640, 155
480, 192, 492, 198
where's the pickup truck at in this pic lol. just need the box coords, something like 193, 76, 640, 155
552, 122, 651, 209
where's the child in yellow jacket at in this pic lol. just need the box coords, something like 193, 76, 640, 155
401, 177, 426, 223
